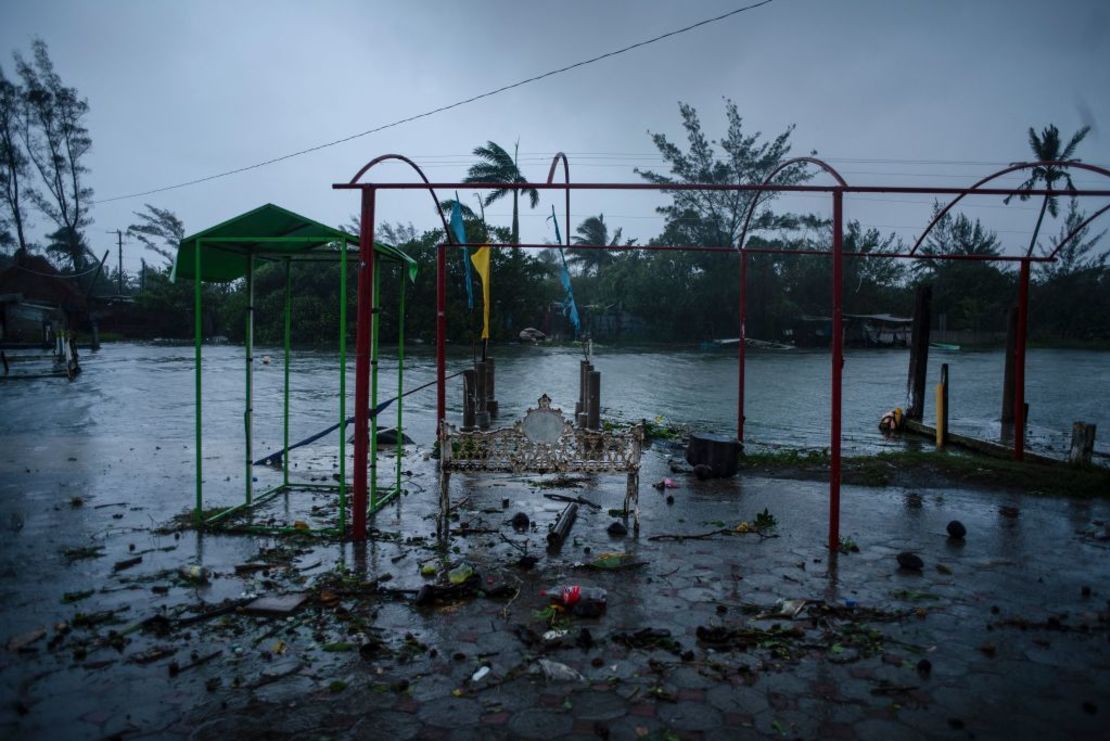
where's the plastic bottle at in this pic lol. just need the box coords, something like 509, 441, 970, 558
543, 585, 607, 617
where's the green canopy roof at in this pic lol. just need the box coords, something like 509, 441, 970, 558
172, 203, 416, 283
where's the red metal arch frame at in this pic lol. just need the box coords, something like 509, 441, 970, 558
345, 154, 453, 538
335, 158, 1110, 548
907, 160, 1110, 462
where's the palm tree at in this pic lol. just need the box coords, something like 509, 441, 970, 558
571, 213, 636, 276
1005, 124, 1091, 256
463, 141, 537, 244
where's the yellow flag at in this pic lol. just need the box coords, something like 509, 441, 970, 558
470, 246, 491, 340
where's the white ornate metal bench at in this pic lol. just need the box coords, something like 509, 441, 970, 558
439, 394, 645, 535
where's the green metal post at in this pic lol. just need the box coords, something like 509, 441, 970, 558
369, 260, 380, 512
396, 276, 406, 491
283, 258, 291, 487
338, 244, 348, 534
194, 239, 203, 525
245, 253, 254, 506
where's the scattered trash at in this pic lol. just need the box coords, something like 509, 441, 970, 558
543, 494, 600, 510
534, 658, 585, 683
376, 427, 414, 446
916, 658, 932, 678
7, 628, 46, 652
580, 552, 644, 571
420, 561, 438, 577
242, 593, 308, 617
471, 665, 491, 682
606, 521, 627, 537
837, 537, 860, 554
897, 552, 924, 572
510, 512, 530, 530
62, 589, 94, 604
759, 599, 808, 619
692, 464, 715, 480
547, 503, 578, 549
515, 555, 538, 570
129, 645, 175, 665
543, 584, 607, 617
448, 562, 475, 585
62, 545, 105, 562
178, 565, 210, 585
542, 629, 569, 645
113, 556, 142, 572
946, 520, 967, 539
612, 628, 682, 654
651, 478, 678, 490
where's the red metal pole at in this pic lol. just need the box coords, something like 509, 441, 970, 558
829, 189, 844, 552
436, 244, 447, 432
1014, 258, 1030, 461
352, 188, 375, 541
737, 250, 748, 442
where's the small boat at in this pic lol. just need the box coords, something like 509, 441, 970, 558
929, 342, 960, 352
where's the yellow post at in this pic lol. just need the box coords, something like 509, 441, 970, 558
935, 363, 949, 448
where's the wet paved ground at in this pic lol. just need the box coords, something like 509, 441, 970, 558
3, 426, 1110, 740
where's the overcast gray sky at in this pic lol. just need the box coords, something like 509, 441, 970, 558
2, 0, 1108, 272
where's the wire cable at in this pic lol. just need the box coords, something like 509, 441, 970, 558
95, 1, 777, 205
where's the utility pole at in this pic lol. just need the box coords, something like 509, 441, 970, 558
115, 229, 123, 294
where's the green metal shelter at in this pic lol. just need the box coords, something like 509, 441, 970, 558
173, 203, 417, 535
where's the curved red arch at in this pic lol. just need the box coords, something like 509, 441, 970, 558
546, 152, 571, 247
909, 160, 1110, 256
1047, 201, 1110, 261
737, 156, 849, 251
347, 154, 454, 240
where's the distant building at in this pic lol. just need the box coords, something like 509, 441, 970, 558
0, 249, 87, 347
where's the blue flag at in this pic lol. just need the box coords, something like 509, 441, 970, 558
450, 195, 474, 310
549, 206, 580, 336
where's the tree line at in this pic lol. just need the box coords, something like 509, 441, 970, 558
2, 41, 1106, 347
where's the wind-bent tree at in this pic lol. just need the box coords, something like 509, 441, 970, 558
1004, 124, 1091, 256
570, 213, 635, 276
16, 39, 93, 271
463, 141, 538, 244
126, 204, 184, 267
917, 204, 1009, 331
1038, 198, 1106, 281
0, 64, 34, 253
637, 100, 810, 249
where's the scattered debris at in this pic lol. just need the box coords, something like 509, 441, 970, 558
580, 552, 644, 571
547, 503, 579, 549
543, 493, 600, 510
534, 658, 585, 683
651, 478, 678, 490
242, 593, 308, 617
897, 552, 925, 572
543, 584, 607, 617
178, 565, 210, 585
510, 512, 530, 530
113, 556, 143, 572
947, 520, 967, 539
606, 521, 628, 537
62, 545, 105, 561
693, 464, 715, 480
7, 628, 46, 652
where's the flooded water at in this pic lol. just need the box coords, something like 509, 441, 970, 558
3, 341, 1107, 469
2, 341, 1109, 739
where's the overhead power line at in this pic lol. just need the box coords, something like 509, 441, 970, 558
95, 0, 777, 205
